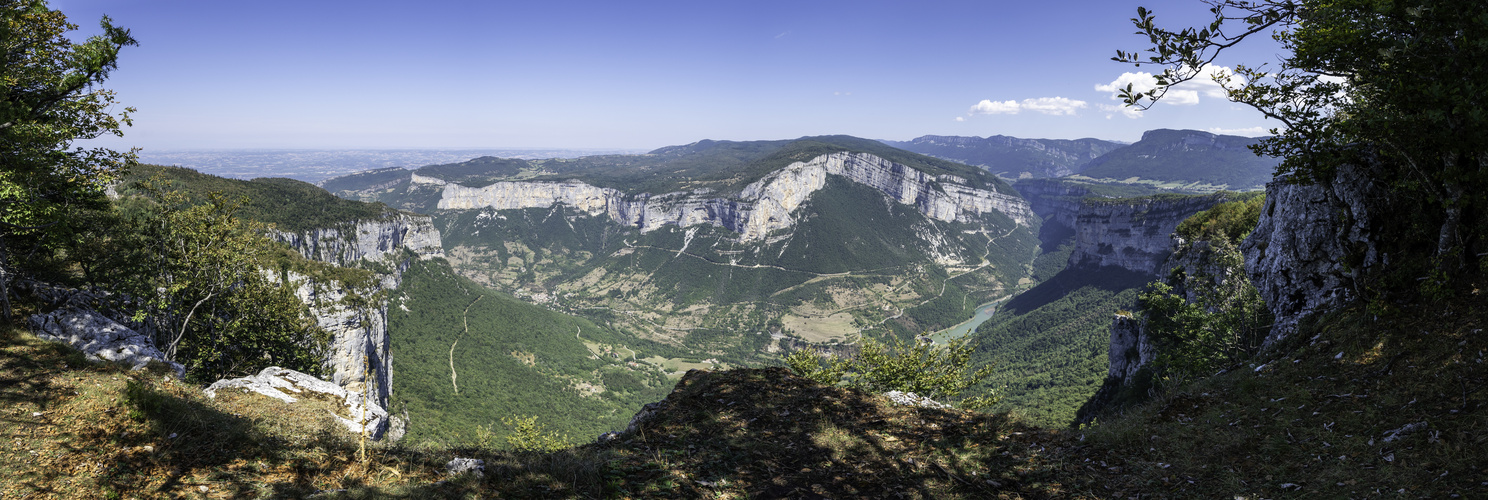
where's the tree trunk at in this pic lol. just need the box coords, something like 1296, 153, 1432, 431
1438, 182, 1466, 272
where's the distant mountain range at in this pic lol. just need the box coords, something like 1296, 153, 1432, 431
881, 135, 1124, 179
1075, 129, 1278, 190
887, 129, 1277, 191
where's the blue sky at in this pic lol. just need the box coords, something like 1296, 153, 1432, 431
59, 0, 1286, 150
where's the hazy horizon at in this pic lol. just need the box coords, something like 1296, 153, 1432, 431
59, 0, 1284, 152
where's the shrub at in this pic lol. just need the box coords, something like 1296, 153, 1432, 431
786, 337, 998, 409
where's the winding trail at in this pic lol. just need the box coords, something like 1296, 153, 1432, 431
449, 294, 483, 395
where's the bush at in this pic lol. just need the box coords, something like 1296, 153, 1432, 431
500, 415, 572, 454
786, 337, 997, 410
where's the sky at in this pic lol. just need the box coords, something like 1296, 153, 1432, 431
57, 0, 1289, 151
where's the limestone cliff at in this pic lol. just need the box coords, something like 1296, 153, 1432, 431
270, 213, 444, 269
431, 152, 1033, 240
1068, 193, 1235, 274
1241, 164, 1385, 345
270, 213, 445, 411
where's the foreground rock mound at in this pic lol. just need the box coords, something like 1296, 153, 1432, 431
599, 368, 1040, 498
28, 305, 185, 378
205, 366, 398, 441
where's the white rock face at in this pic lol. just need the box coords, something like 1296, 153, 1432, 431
1241, 164, 1384, 345
435, 152, 1034, 241
1068, 194, 1234, 274
28, 306, 185, 378
268, 213, 444, 414
205, 366, 392, 440
269, 213, 445, 267
287, 270, 392, 408
882, 390, 951, 409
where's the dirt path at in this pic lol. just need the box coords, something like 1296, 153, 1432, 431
449, 294, 483, 395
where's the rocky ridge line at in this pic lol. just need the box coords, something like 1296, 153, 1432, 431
430, 152, 1034, 241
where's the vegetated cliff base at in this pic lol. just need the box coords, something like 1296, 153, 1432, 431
963, 190, 1235, 426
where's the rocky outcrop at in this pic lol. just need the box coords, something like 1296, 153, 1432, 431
1241, 164, 1385, 345
205, 366, 392, 440
28, 306, 185, 378
433, 152, 1034, 241
882, 390, 951, 409
289, 271, 393, 408
270, 213, 444, 269
271, 212, 444, 415
1105, 314, 1153, 385
1068, 193, 1235, 274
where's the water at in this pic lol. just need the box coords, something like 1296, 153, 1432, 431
931, 298, 1006, 344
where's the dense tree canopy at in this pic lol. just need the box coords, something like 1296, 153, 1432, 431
0, 0, 136, 317
1116, 0, 1487, 283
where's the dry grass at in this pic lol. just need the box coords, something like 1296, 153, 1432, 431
0, 311, 610, 499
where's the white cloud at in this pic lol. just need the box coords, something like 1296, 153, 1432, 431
1097, 103, 1143, 119
970, 99, 1021, 115
968, 97, 1087, 116
1206, 126, 1273, 137
1020, 97, 1088, 115
1166, 89, 1200, 105
1095, 64, 1241, 106
954, 116, 965, 122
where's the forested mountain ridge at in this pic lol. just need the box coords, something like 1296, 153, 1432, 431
883, 134, 1125, 179
1075, 129, 1278, 191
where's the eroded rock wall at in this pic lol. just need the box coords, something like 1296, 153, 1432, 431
432, 152, 1034, 241
1068, 193, 1234, 275
270, 213, 444, 268
271, 213, 444, 411
1241, 164, 1385, 345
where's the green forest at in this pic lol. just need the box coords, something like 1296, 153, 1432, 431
388, 258, 673, 447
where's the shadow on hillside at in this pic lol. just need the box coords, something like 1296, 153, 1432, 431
1037, 222, 1076, 255
1000, 266, 1152, 316
603, 368, 1045, 498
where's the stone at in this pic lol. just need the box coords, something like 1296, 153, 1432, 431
204, 366, 392, 440
446, 457, 485, 477
27, 306, 185, 378
1105, 314, 1154, 384
882, 391, 951, 409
